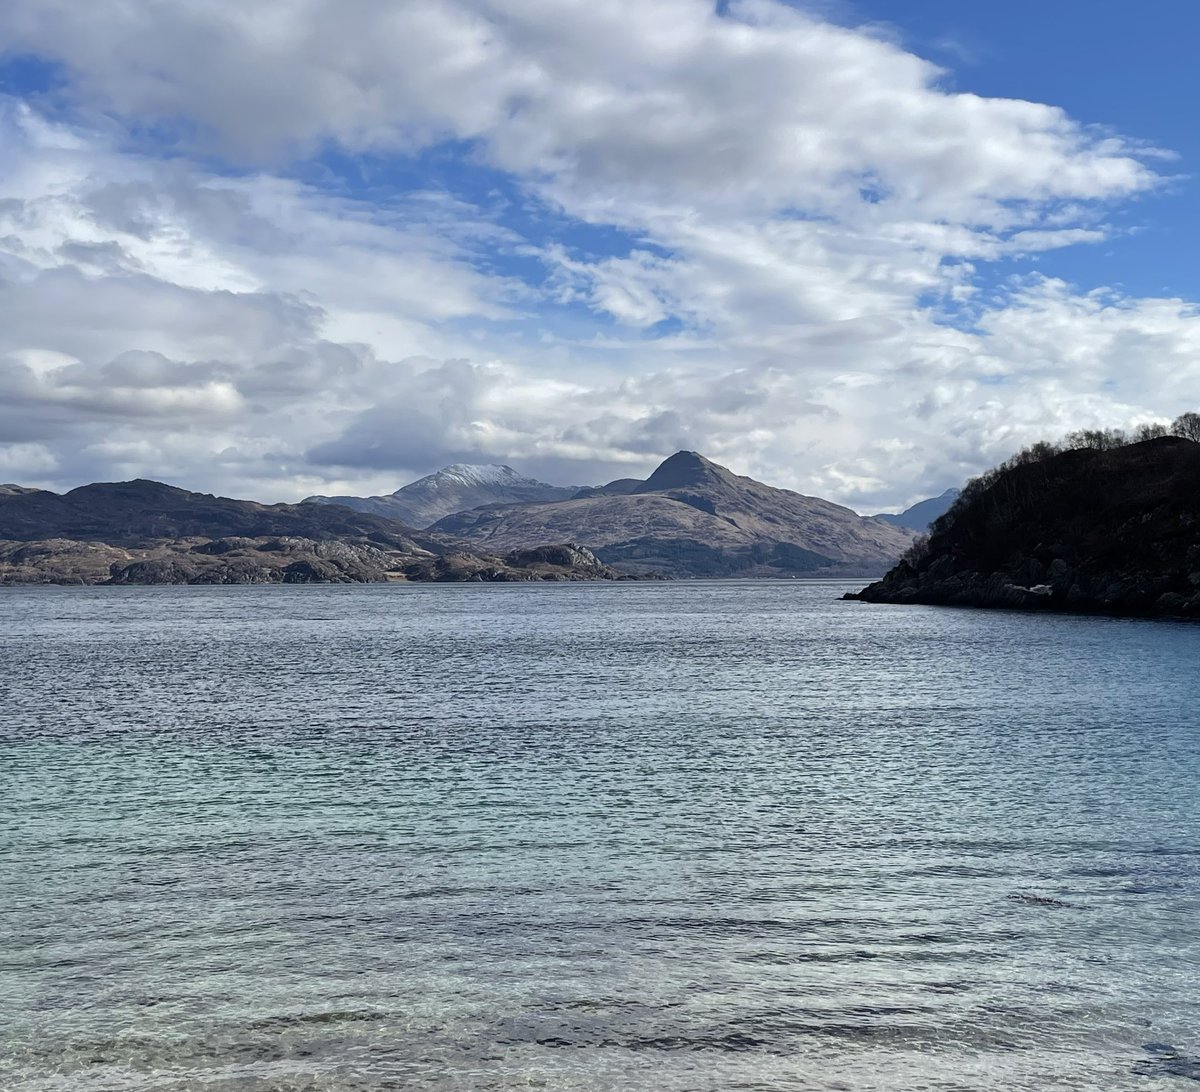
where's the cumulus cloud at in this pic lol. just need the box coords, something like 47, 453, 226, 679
0, 1, 1159, 213
0, 1, 1194, 510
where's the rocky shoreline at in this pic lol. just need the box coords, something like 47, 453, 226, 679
0, 537, 644, 585
846, 560, 1200, 618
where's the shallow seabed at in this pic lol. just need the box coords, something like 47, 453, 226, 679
2, 581, 1199, 1090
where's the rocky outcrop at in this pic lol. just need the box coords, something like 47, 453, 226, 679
400, 543, 641, 582
0, 538, 140, 585
848, 437, 1200, 618
42, 536, 399, 586
0, 533, 639, 586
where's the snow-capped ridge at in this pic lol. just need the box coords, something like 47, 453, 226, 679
435, 464, 527, 488
304, 463, 579, 528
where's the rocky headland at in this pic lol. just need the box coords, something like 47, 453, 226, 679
848, 436, 1200, 618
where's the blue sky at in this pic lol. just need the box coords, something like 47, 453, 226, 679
0, 1, 1195, 510
848, 0, 1200, 300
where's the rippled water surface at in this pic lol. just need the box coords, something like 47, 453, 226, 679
3, 581, 1200, 1091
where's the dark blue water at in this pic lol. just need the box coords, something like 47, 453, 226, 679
2, 581, 1200, 1090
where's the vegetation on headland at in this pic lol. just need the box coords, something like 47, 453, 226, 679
850, 412, 1200, 618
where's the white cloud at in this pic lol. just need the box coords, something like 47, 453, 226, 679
0, 1, 1159, 219
0, 441, 58, 480
0, 1, 1194, 512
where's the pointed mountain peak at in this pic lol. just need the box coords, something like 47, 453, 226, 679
636, 451, 733, 493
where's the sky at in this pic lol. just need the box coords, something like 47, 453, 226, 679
0, 0, 1198, 512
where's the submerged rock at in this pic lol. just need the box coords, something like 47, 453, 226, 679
1005, 893, 1071, 909
1136, 1043, 1200, 1082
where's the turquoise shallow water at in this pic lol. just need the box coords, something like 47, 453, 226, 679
2, 580, 1200, 1090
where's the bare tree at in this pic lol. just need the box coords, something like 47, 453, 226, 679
1134, 422, 1169, 442
1171, 412, 1200, 442
1064, 428, 1128, 451
900, 533, 930, 568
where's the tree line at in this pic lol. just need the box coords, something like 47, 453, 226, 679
973, 410, 1200, 486
902, 411, 1200, 566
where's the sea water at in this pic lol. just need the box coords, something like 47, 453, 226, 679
2, 581, 1199, 1090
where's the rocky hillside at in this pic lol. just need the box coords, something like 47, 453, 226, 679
0, 533, 631, 586
848, 436, 1200, 617
431, 451, 913, 577
304, 464, 580, 528
0, 480, 632, 585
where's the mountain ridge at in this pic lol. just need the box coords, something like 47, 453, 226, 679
1, 452, 918, 582
304, 463, 581, 528
430, 451, 913, 577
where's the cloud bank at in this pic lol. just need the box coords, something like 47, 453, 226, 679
0, 0, 1195, 509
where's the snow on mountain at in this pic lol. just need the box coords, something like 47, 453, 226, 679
435, 464, 527, 487
304, 464, 581, 528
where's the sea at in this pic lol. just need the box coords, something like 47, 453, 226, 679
2, 580, 1200, 1091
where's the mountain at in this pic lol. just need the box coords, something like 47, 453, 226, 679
0, 457, 918, 583
0, 479, 631, 585
430, 451, 914, 577
848, 436, 1200, 617
872, 488, 960, 531
304, 464, 581, 528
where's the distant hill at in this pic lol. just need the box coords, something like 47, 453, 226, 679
872, 488, 960, 531
848, 436, 1200, 617
0, 479, 435, 549
432, 451, 913, 577
0, 456, 919, 583
0, 479, 627, 585
304, 464, 580, 528
570, 478, 643, 500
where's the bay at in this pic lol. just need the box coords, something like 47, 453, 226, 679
2, 581, 1199, 1090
